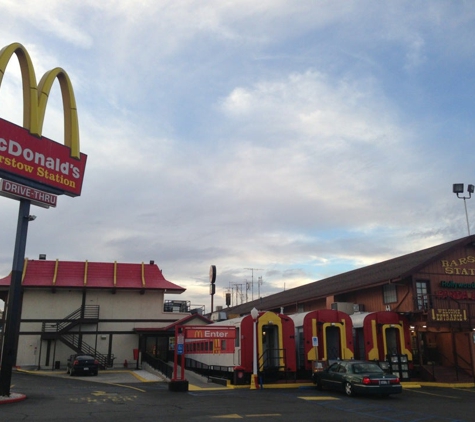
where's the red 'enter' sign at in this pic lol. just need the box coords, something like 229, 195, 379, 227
184, 326, 236, 339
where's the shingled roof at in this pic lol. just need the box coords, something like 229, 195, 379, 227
0, 259, 186, 293
226, 235, 475, 316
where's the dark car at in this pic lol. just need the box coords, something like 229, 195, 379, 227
312, 360, 402, 397
67, 354, 99, 376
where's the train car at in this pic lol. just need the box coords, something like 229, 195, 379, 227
184, 331, 235, 368
290, 310, 354, 375
185, 311, 297, 381
351, 311, 413, 379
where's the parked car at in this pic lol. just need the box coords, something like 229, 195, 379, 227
312, 360, 402, 397
67, 354, 99, 376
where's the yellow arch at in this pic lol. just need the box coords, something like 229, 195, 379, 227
0, 42, 40, 135
0, 42, 80, 158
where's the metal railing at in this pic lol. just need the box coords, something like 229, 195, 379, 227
142, 353, 173, 379
62, 333, 114, 369
42, 306, 100, 333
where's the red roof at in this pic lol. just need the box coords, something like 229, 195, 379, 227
134, 314, 212, 332
0, 259, 186, 293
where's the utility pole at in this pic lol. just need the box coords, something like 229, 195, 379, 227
230, 283, 244, 306
244, 268, 263, 301
257, 276, 263, 299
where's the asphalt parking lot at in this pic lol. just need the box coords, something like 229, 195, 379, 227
2, 368, 475, 422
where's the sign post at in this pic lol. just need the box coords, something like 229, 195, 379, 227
0, 199, 31, 397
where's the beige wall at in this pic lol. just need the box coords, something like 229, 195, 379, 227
14, 288, 188, 369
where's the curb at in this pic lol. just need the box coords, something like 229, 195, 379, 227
0, 392, 27, 405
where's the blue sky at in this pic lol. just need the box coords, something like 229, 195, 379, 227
1, 1, 475, 311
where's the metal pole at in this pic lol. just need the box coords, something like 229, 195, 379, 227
0, 199, 31, 397
463, 197, 471, 235
250, 307, 259, 389
253, 316, 257, 384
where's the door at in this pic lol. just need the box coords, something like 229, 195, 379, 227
262, 324, 280, 369
325, 325, 342, 360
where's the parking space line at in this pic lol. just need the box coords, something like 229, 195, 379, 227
299, 396, 340, 401
406, 389, 460, 399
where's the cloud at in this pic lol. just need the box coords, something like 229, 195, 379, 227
1, 1, 475, 311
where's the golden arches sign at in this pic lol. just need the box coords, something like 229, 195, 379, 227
0, 42, 86, 196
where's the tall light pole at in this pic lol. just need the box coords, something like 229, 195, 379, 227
250, 307, 259, 389
453, 183, 474, 235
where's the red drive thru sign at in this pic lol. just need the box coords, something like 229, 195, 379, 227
0, 179, 57, 208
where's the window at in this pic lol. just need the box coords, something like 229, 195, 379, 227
383, 284, 397, 304
416, 280, 430, 310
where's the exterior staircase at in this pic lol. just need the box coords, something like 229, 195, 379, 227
41, 305, 114, 369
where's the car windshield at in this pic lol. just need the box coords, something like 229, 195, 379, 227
352, 363, 383, 374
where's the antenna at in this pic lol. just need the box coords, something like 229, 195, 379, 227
244, 268, 263, 301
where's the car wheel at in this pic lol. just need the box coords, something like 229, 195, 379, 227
344, 382, 354, 397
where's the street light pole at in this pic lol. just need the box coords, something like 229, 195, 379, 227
250, 307, 259, 390
453, 183, 474, 236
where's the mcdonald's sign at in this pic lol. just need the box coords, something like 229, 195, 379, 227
0, 43, 87, 197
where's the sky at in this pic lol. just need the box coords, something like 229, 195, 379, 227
1, 1, 475, 313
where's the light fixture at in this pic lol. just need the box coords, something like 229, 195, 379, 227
25, 215, 36, 221
453, 183, 464, 194
453, 183, 474, 235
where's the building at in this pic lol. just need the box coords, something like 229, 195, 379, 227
222, 236, 475, 382
0, 257, 189, 370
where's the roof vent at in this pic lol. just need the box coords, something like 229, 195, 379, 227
150, 260, 155, 265
39, 254, 47, 260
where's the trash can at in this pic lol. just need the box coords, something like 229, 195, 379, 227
233, 366, 247, 385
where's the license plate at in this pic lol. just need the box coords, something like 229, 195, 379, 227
380, 380, 388, 385
84, 367, 89, 371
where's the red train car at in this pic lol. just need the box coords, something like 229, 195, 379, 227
351, 311, 413, 379
290, 310, 354, 373
187, 311, 297, 380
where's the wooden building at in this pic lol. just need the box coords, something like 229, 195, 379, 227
223, 236, 475, 382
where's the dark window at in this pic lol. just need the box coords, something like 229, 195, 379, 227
383, 284, 397, 304
416, 280, 430, 310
